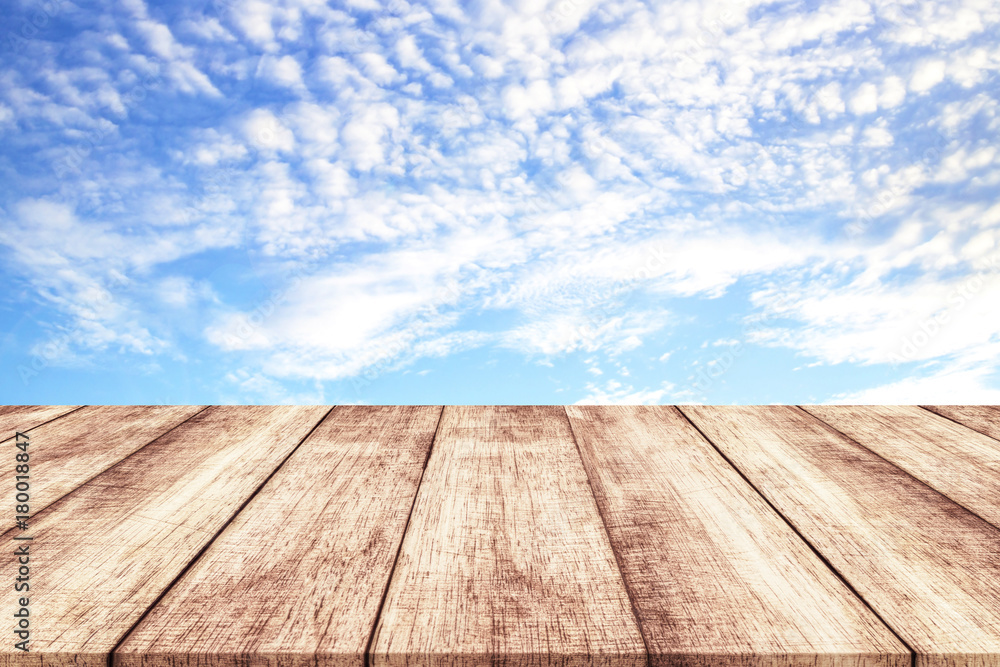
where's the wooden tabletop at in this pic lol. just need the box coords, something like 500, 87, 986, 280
1, 405, 998, 667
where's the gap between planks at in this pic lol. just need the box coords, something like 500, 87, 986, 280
682, 405, 1000, 667
115, 406, 440, 667
109, 405, 336, 667
3, 406, 997, 667
1, 405, 333, 667
570, 405, 909, 667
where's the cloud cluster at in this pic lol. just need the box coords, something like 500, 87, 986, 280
1, 0, 998, 402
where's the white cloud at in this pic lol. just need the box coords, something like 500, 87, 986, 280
230, 0, 276, 47
305, 158, 353, 199
750, 249, 1000, 369
202, 226, 515, 378
502, 308, 669, 358
862, 125, 894, 147
471, 53, 504, 78
1, 198, 238, 360
849, 82, 878, 115
205, 312, 273, 351
396, 35, 432, 71
285, 102, 340, 157
357, 52, 402, 85
124, 0, 221, 97
910, 59, 947, 93
502, 79, 554, 120
241, 108, 295, 153
340, 102, 399, 171
816, 81, 845, 116
185, 130, 248, 165
157, 276, 215, 308
826, 365, 1000, 404
4, 0, 1000, 402
879, 75, 908, 108
574, 379, 675, 405
258, 54, 305, 90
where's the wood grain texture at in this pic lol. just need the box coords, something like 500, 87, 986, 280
565, 405, 909, 667
115, 406, 442, 667
921, 406, 1000, 442
0, 405, 330, 667
0, 405, 206, 528
370, 405, 646, 667
802, 405, 1000, 529
0, 405, 80, 440
681, 405, 1000, 667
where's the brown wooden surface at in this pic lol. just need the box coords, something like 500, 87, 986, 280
0, 405, 206, 529
0, 405, 80, 440
370, 405, 647, 667
0, 405, 330, 667
0, 404, 997, 667
803, 405, 1000, 530
566, 405, 909, 667
921, 405, 1000, 442
681, 405, 1000, 667
116, 406, 441, 667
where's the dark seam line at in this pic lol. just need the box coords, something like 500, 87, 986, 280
0, 405, 213, 541
916, 405, 1000, 444
0, 404, 89, 444
676, 405, 917, 664
362, 405, 444, 667
564, 406, 652, 667
106, 404, 337, 667
796, 405, 1000, 533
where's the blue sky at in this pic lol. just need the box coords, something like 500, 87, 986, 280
1, 0, 998, 405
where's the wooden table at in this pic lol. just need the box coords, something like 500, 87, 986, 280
1, 405, 999, 667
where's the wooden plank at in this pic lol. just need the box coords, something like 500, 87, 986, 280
0, 405, 330, 667
566, 405, 909, 667
0, 405, 80, 440
115, 405, 441, 667
921, 405, 1000, 442
802, 405, 1000, 529
681, 405, 1000, 667
370, 405, 646, 667
0, 405, 206, 528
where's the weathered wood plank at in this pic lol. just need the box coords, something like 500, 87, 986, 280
0, 405, 330, 667
681, 405, 1000, 667
370, 405, 646, 667
802, 405, 1000, 529
115, 406, 441, 667
0, 405, 206, 528
921, 405, 1000, 442
566, 405, 909, 667
0, 405, 80, 440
